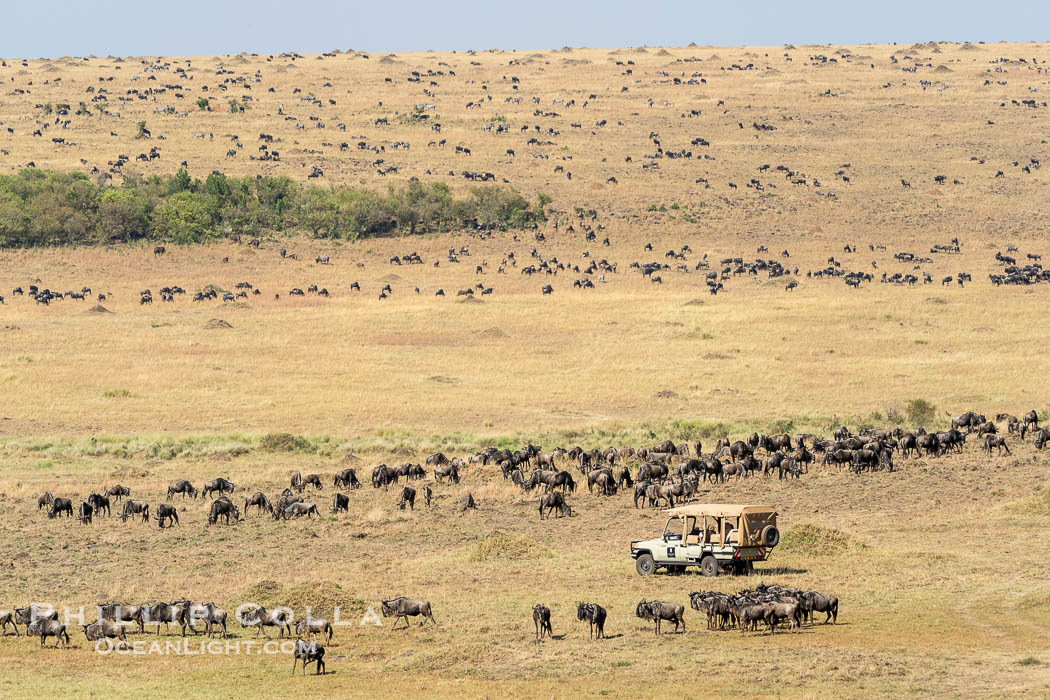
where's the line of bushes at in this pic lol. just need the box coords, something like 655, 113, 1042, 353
0, 168, 548, 247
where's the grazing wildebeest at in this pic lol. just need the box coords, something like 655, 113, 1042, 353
397, 486, 416, 510
202, 477, 236, 499
239, 606, 291, 638
460, 493, 477, 511
87, 493, 111, 516
207, 497, 240, 525
800, 592, 839, 624
48, 497, 74, 519
282, 502, 319, 519
78, 501, 94, 525
155, 503, 179, 527
433, 462, 460, 484
154, 245, 166, 256
245, 492, 273, 515
83, 618, 128, 648
28, 618, 70, 647
636, 599, 685, 634
577, 602, 606, 639
37, 491, 53, 510
539, 492, 572, 519
333, 468, 361, 489
381, 597, 437, 630
119, 500, 150, 523
331, 493, 349, 513
296, 617, 333, 644
983, 435, 1011, 455
533, 604, 552, 640
167, 480, 198, 500
371, 464, 399, 488
292, 638, 326, 675
1024, 410, 1040, 431
106, 484, 130, 502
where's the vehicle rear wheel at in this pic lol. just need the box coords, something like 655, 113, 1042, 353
700, 556, 719, 577
635, 553, 656, 576
761, 525, 780, 548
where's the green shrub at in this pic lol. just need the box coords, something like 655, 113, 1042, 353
905, 399, 937, 427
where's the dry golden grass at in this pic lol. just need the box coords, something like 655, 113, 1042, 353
0, 41, 1049, 697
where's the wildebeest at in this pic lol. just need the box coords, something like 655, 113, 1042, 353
48, 497, 73, 519
371, 464, 399, 488
202, 477, 236, 499
207, 497, 240, 525
155, 503, 179, 527
292, 638, 326, 675
28, 618, 70, 647
802, 591, 839, 624
460, 493, 477, 511
167, 480, 198, 500
577, 602, 606, 639
381, 597, 437, 630
282, 502, 319, 519
239, 606, 291, 638
98, 603, 145, 634
119, 499, 150, 523
245, 492, 273, 515
105, 484, 130, 502
1024, 410, 1040, 431
539, 492, 572, 519
0, 610, 18, 636
37, 491, 53, 510
83, 618, 129, 648
636, 599, 685, 634
333, 468, 361, 489
397, 486, 416, 510
533, 604, 552, 640
296, 617, 334, 645
433, 463, 460, 484
983, 435, 1011, 455
423, 484, 433, 508
78, 501, 93, 525
87, 493, 111, 516
331, 492, 349, 513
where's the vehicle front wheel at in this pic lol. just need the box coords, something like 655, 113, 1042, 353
700, 556, 719, 577
635, 553, 656, 576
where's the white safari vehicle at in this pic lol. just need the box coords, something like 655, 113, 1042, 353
630, 503, 780, 576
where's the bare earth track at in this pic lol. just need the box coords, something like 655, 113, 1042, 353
0, 41, 1049, 697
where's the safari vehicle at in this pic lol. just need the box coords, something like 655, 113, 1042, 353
630, 504, 780, 576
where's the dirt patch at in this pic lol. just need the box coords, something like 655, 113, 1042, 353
469, 532, 552, 561
380, 273, 402, 282
683, 298, 705, 306
934, 64, 952, 73
85, 305, 112, 314
204, 318, 233, 329
428, 375, 459, 384
925, 297, 949, 305
239, 580, 368, 618
474, 327, 506, 339
703, 353, 731, 360
110, 464, 153, 479
457, 296, 483, 304
655, 389, 678, 399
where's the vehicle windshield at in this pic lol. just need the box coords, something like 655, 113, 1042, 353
663, 516, 683, 540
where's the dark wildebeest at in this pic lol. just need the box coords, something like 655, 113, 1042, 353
577, 602, 606, 639
533, 604, 552, 640
83, 618, 129, 648
37, 491, 53, 510
28, 618, 70, 647
381, 597, 437, 630
98, 603, 145, 633
539, 492, 572, 519
296, 617, 334, 645
371, 464, 399, 488
245, 492, 273, 515
202, 477, 236, 499
207, 497, 240, 525
636, 599, 685, 634
636, 463, 669, 483
282, 502, 318, 520
549, 470, 576, 493
333, 468, 361, 489
155, 503, 179, 527
48, 497, 74, 519
802, 591, 839, 624
983, 435, 1011, 455
15, 606, 57, 632
167, 480, 198, 500
78, 501, 93, 525
423, 485, 433, 508
434, 463, 460, 484
397, 487, 416, 510
87, 493, 111, 516
460, 493, 477, 511
239, 606, 291, 638
1024, 410, 1040, 431
426, 452, 450, 467
120, 500, 149, 523
331, 493, 349, 513
292, 638, 326, 675
106, 484, 130, 502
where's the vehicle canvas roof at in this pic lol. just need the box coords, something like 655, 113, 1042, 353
664, 504, 777, 518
